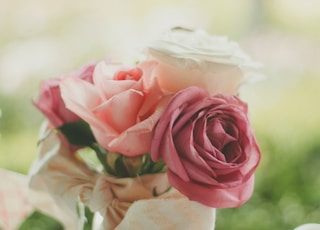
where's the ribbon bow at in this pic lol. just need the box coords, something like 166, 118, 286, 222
28, 122, 216, 230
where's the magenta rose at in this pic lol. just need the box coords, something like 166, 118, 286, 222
151, 86, 261, 208
34, 63, 95, 128
60, 60, 166, 156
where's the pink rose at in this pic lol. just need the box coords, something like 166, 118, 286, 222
60, 60, 165, 156
146, 29, 260, 95
151, 87, 261, 208
34, 63, 95, 128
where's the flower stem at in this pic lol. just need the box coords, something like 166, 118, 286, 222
90, 143, 113, 174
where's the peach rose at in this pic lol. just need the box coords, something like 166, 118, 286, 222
60, 60, 165, 156
146, 28, 260, 95
151, 86, 261, 208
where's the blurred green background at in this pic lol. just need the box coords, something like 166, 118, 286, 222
1, 0, 320, 229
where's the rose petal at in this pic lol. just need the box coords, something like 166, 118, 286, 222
174, 122, 214, 179
180, 159, 219, 185
207, 118, 237, 150
107, 100, 166, 155
60, 77, 118, 142
151, 109, 190, 181
168, 170, 255, 208
94, 66, 143, 100
92, 90, 144, 133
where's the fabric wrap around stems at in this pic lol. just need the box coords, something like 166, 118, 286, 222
28, 122, 216, 229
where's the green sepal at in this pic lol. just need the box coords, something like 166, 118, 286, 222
58, 121, 96, 146
140, 154, 166, 175
150, 159, 166, 173
114, 155, 130, 178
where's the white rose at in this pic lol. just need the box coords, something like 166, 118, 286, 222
294, 224, 320, 230
145, 28, 261, 95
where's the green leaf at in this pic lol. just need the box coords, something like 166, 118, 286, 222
58, 121, 96, 146
151, 159, 166, 174
18, 211, 63, 230
83, 206, 94, 230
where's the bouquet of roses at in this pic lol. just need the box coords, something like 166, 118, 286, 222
28, 28, 261, 230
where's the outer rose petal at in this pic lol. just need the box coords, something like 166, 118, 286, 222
60, 77, 118, 142
168, 170, 255, 208
107, 98, 168, 154
34, 80, 70, 127
152, 88, 208, 181
34, 63, 95, 128
93, 90, 144, 132
150, 59, 243, 95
